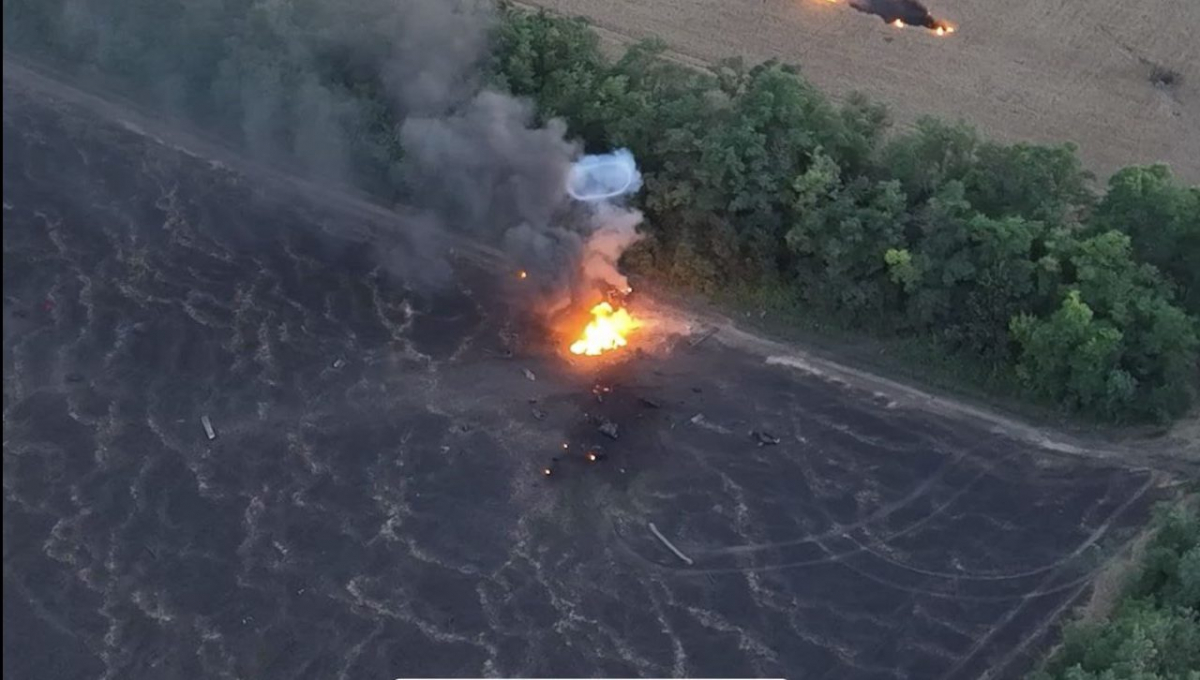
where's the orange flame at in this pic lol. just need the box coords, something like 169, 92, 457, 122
891, 19, 904, 28
569, 302, 640, 356
517, 270, 528, 280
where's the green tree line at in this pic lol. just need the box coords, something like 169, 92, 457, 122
493, 9, 1199, 423
4, 0, 1197, 422
1032, 504, 1199, 680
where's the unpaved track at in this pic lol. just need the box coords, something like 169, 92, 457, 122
524, 0, 1200, 183
8, 51, 1194, 476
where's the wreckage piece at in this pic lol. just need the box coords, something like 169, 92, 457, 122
201, 415, 216, 440
750, 430, 781, 447
522, 368, 537, 381
649, 522, 694, 565
688, 326, 719, 347
598, 420, 619, 440
638, 396, 662, 409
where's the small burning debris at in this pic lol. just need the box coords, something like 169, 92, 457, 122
517, 270, 528, 280
542, 466, 554, 477
592, 382, 613, 403
842, 0, 956, 35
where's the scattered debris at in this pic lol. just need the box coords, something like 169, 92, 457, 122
638, 397, 662, 409
542, 466, 554, 477
531, 408, 547, 421
332, 357, 346, 369
200, 415, 216, 440
598, 420, 620, 440
750, 430, 781, 447
649, 522, 694, 565
522, 368, 537, 382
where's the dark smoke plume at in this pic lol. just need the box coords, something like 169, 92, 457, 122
8, 0, 621, 307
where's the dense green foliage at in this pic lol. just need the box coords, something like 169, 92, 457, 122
3, 1, 1197, 422
1032, 505, 1200, 680
494, 9, 1199, 423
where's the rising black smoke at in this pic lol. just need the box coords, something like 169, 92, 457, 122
4, 0, 628, 310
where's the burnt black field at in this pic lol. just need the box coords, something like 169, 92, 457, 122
2, 62, 1168, 680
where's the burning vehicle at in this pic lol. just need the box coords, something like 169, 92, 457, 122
830, 0, 956, 35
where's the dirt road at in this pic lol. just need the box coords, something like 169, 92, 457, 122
524, 0, 1200, 183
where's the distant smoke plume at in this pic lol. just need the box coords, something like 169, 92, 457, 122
849, 0, 949, 30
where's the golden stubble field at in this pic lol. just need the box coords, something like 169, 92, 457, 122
522, 0, 1200, 183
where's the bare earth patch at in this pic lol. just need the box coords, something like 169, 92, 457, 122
521, 0, 1200, 182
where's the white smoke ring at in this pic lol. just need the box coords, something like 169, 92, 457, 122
566, 149, 643, 202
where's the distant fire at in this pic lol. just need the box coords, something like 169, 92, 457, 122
569, 301, 640, 357
826, 0, 956, 36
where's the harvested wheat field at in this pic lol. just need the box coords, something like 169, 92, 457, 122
522, 0, 1200, 183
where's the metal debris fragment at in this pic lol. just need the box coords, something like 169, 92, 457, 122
688, 326, 718, 347
638, 397, 661, 409
598, 420, 619, 440
201, 415, 216, 440
750, 430, 781, 447
332, 358, 346, 369
522, 368, 536, 381
532, 408, 547, 421
649, 522, 693, 565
